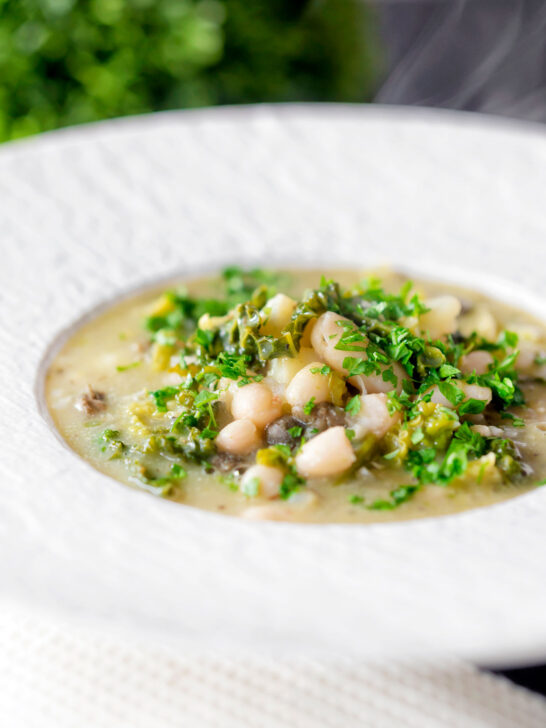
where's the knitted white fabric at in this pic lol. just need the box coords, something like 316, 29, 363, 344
1, 606, 545, 728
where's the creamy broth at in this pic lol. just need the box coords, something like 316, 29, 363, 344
46, 269, 546, 523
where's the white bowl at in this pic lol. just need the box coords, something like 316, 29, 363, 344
3, 104, 546, 668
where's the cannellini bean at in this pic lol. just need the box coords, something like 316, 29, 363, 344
458, 305, 497, 341
268, 347, 318, 385
507, 323, 541, 343
240, 464, 284, 498
311, 311, 362, 374
471, 424, 504, 437
260, 293, 297, 335
215, 419, 261, 455
295, 426, 355, 478
231, 382, 282, 429
348, 393, 402, 440
311, 312, 405, 394
515, 341, 546, 376
430, 381, 492, 409
356, 361, 406, 395
263, 375, 286, 401
242, 490, 318, 521
419, 296, 462, 339
459, 350, 494, 375
517, 344, 537, 372
462, 383, 493, 404
217, 371, 261, 408
285, 362, 331, 408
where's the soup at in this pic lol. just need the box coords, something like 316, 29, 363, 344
46, 268, 546, 523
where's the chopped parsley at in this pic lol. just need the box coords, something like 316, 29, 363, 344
303, 396, 316, 415
116, 361, 142, 372
349, 494, 364, 505
288, 426, 303, 438
368, 485, 420, 511
149, 386, 179, 412
310, 365, 332, 375
345, 394, 361, 415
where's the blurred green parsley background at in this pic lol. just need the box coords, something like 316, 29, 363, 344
0, 0, 381, 142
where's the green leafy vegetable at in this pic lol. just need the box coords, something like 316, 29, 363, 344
367, 485, 420, 510
116, 361, 142, 372
437, 381, 464, 406
149, 386, 179, 412
288, 426, 303, 438
310, 365, 332, 375
303, 397, 316, 415
345, 395, 361, 415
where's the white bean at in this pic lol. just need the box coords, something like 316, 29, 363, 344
240, 464, 284, 498
517, 343, 539, 373
430, 381, 492, 409
311, 311, 363, 376
215, 418, 261, 455
348, 393, 402, 440
462, 383, 493, 405
356, 361, 406, 395
459, 350, 494, 375
260, 293, 297, 335
458, 305, 497, 341
311, 311, 405, 394
285, 362, 331, 408
295, 426, 355, 478
419, 296, 462, 339
268, 347, 318, 385
471, 424, 504, 437
231, 382, 282, 429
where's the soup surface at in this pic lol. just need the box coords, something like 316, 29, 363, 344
46, 268, 546, 523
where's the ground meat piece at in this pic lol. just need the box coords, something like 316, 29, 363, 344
450, 331, 466, 345
265, 415, 305, 447
211, 452, 243, 473
300, 401, 346, 435
76, 386, 107, 415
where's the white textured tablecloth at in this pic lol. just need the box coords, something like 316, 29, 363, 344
1, 605, 545, 728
